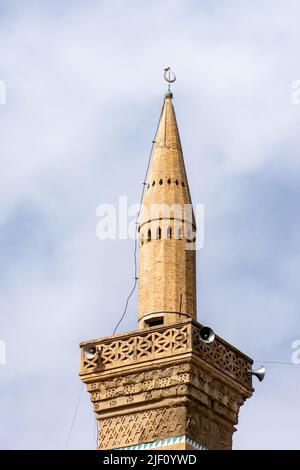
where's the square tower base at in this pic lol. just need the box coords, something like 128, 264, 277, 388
80, 320, 253, 450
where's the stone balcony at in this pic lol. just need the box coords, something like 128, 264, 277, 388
80, 319, 253, 394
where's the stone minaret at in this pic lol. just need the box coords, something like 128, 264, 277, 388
80, 80, 254, 450
138, 90, 196, 329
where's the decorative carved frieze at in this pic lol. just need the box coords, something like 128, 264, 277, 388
87, 362, 247, 433
98, 401, 234, 450
99, 405, 187, 449
192, 324, 252, 388
80, 320, 253, 450
186, 404, 234, 450
80, 320, 253, 391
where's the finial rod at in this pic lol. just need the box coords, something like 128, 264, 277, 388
163, 67, 176, 98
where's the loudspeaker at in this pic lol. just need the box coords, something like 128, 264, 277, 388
199, 326, 215, 344
248, 366, 265, 382
83, 344, 97, 360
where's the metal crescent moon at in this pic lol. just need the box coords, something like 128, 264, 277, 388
164, 69, 176, 83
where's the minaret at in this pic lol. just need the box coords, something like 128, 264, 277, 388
80, 72, 254, 450
138, 88, 196, 329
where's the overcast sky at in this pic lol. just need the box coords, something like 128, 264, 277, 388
0, 0, 300, 450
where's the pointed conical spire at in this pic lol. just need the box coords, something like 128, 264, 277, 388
138, 89, 197, 329
139, 94, 194, 223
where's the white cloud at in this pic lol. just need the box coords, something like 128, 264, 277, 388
0, 0, 299, 449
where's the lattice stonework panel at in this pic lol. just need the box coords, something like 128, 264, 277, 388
192, 325, 252, 388
81, 320, 252, 392
82, 324, 189, 372
99, 406, 186, 450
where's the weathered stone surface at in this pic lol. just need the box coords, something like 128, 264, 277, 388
79, 94, 254, 450
138, 97, 196, 327
80, 319, 253, 450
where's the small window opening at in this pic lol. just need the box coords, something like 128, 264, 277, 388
182, 182, 185, 187
159, 179, 163, 185
167, 226, 172, 240
167, 178, 171, 185
175, 180, 179, 185
152, 181, 155, 186
147, 229, 151, 241
156, 227, 161, 240
145, 317, 164, 328
178, 227, 182, 240
186, 228, 196, 243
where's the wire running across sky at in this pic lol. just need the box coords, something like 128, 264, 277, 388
64, 94, 300, 450
112, 99, 165, 335
65, 99, 165, 450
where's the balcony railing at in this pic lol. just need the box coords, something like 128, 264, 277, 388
80, 320, 253, 390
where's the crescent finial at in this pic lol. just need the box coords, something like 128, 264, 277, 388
163, 67, 176, 98
163, 67, 176, 84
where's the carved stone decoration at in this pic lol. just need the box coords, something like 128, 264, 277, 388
81, 320, 252, 389
80, 319, 253, 450
99, 406, 186, 450
79, 90, 255, 450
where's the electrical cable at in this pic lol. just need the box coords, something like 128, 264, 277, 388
112, 99, 165, 335
65, 98, 165, 450
254, 360, 297, 365
65, 96, 299, 450
65, 383, 84, 449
